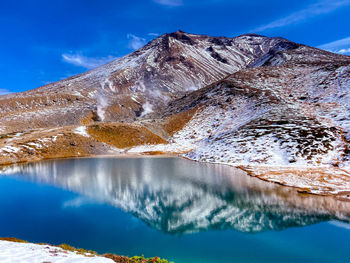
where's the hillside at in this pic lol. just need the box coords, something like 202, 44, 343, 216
0, 31, 292, 130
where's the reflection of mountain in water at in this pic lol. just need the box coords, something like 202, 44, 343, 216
1, 157, 350, 233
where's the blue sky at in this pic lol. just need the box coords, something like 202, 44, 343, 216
1, 0, 350, 94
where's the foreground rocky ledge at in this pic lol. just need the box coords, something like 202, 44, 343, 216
0, 238, 171, 263
241, 165, 350, 198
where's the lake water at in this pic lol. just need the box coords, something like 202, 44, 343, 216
0, 157, 350, 263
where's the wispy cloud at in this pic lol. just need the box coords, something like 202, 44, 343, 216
318, 36, 350, 55
62, 53, 116, 69
0, 89, 11, 95
338, 48, 350, 54
148, 32, 160, 37
252, 0, 350, 32
153, 0, 183, 7
127, 34, 147, 50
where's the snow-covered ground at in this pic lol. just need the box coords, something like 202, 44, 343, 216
0, 240, 114, 263
73, 126, 90, 137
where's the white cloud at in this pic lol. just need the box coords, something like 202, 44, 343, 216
127, 34, 147, 50
148, 32, 160, 37
62, 53, 116, 69
318, 36, 350, 55
252, 0, 350, 32
338, 48, 350, 54
0, 89, 11, 95
153, 0, 183, 6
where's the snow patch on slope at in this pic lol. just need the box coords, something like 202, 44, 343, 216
73, 126, 89, 137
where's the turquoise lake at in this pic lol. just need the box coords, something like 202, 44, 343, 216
0, 157, 349, 263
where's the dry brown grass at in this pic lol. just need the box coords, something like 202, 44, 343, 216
0, 128, 104, 166
163, 107, 197, 136
18, 133, 93, 162
87, 123, 166, 149
80, 111, 99, 125
142, 151, 168, 155
103, 254, 133, 263
0, 237, 28, 243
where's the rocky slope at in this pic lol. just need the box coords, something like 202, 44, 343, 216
0, 31, 349, 196
165, 44, 350, 194
0, 31, 291, 130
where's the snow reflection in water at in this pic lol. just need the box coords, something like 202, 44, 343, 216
1, 157, 349, 234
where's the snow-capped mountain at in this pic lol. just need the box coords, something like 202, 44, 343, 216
0, 31, 349, 195
0, 31, 298, 128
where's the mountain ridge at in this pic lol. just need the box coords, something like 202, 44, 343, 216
0, 31, 349, 196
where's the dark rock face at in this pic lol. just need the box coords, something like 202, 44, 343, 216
206, 46, 229, 64
168, 31, 197, 45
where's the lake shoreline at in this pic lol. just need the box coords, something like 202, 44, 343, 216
1, 157, 350, 262
1, 152, 350, 200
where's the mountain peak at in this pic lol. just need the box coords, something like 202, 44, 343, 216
236, 33, 267, 38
